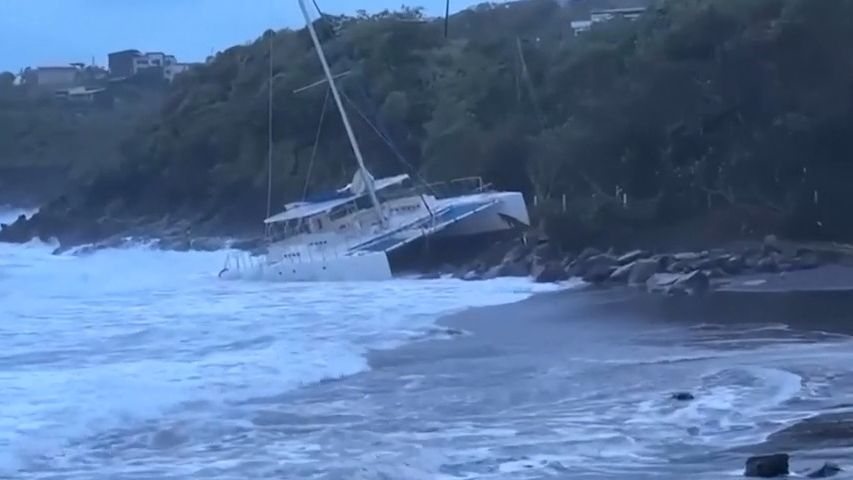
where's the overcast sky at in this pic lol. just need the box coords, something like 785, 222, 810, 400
0, 0, 495, 72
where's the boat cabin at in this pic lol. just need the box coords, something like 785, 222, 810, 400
263, 174, 434, 243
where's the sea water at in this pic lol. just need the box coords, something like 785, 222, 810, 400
0, 208, 559, 478
3, 207, 853, 479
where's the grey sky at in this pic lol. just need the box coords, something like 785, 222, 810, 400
0, 0, 496, 72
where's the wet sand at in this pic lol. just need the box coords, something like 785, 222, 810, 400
415, 274, 853, 476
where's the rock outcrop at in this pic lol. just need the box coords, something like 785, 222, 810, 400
806, 462, 842, 479
744, 454, 790, 478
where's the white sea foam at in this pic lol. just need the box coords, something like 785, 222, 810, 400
0, 238, 555, 475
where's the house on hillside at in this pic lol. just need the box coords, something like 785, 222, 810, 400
23, 66, 80, 87
108, 49, 194, 82
54, 86, 113, 107
108, 49, 142, 78
571, 6, 646, 35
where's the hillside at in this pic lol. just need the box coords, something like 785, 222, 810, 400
0, 76, 162, 206
4, 0, 853, 250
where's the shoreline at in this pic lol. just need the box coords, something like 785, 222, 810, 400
419, 281, 853, 470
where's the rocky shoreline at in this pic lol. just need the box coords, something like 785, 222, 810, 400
444, 232, 851, 296
0, 211, 265, 255
2, 209, 851, 296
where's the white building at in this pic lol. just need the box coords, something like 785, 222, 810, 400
164, 63, 192, 82
572, 6, 647, 35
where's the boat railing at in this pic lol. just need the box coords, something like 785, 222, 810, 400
378, 176, 490, 202
221, 251, 263, 278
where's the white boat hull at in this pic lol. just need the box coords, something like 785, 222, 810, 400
220, 251, 392, 282
435, 191, 529, 237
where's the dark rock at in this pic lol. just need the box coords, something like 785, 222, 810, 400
744, 253, 762, 271
577, 247, 602, 262
807, 462, 842, 478
481, 265, 503, 280
671, 392, 695, 401
502, 243, 531, 264
610, 258, 660, 284
647, 273, 681, 293
756, 255, 780, 273
667, 259, 694, 273
565, 259, 585, 278
609, 262, 634, 282
532, 242, 559, 263
647, 271, 710, 295
617, 249, 648, 265
461, 270, 482, 281
581, 254, 619, 283
533, 261, 569, 283
687, 426, 700, 436
706, 268, 728, 279
676, 270, 710, 295
0, 214, 34, 243
628, 258, 661, 285
722, 254, 746, 275
696, 254, 728, 270
791, 250, 821, 271
763, 234, 782, 255
673, 251, 705, 262
500, 261, 530, 278
157, 237, 191, 252
745, 453, 789, 478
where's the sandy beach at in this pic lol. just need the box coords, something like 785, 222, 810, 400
360, 275, 853, 478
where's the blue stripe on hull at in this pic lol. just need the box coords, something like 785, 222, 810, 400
350, 200, 497, 254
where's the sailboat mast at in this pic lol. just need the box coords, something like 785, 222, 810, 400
297, 0, 385, 225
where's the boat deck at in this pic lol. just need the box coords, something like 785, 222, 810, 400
350, 200, 498, 254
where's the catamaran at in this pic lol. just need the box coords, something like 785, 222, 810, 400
220, 0, 529, 282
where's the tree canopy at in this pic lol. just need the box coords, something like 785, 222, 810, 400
18, 0, 853, 245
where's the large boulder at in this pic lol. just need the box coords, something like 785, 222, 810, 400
500, 260, 531, 278
461, 270, 483, 281
791, 249, 822, 271
581, 254, 619, 283
481, 265, 503, 280
0, 214, 32, 243
577, 247, 603, 261
671, 392, 695, 401
756, 254, 780, 273
744, 453, 789, 478
628, 258, 661, 285
673, 251, 706, 262
763, 234, 782, 255
806, 462, 842, 478
646, 271, 710, 295
721, 254, 746, 275
609, 257, 660, 284
609, 262, 634, 283
667, 259, 695, 273
675, 270, 710, 295
532, 242, 559, 263
502, 243, 531, 264
533, 261, 569, 283
617, 249, 649, 265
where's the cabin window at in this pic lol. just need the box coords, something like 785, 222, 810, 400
329, 204, 353, 221
355, 195, 372, 211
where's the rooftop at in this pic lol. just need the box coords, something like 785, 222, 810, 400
590, 7, 647, 14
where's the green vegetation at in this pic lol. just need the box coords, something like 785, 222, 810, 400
8, 0, 853, 246
0, 74, 162, 204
